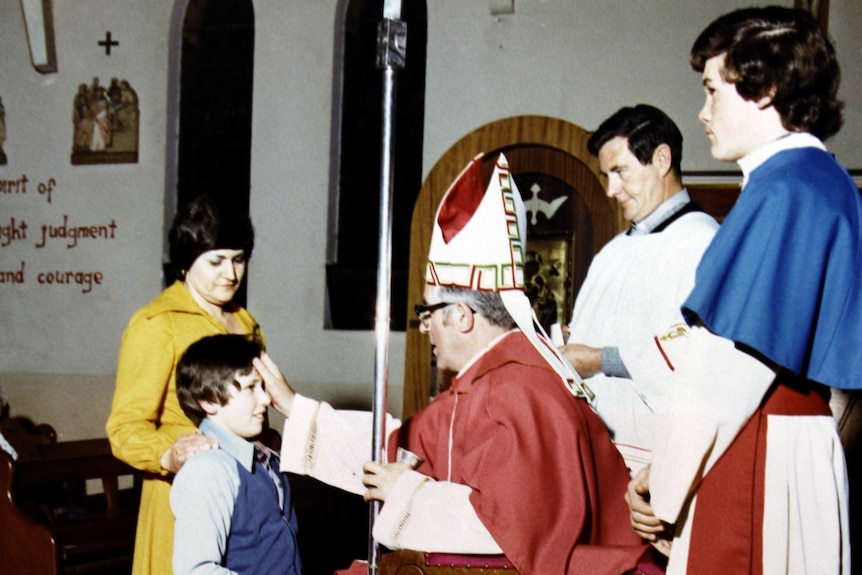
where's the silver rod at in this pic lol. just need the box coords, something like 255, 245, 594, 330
368, 12, 406, 573
368, 64, 396, 575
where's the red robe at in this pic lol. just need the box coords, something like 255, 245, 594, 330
391, 331, 646, 575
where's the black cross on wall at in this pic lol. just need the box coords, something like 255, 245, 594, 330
98, 32, 119, 55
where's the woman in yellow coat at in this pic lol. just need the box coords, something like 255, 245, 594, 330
106, 195, 262, 575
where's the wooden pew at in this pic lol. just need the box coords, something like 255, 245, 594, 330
0, 438, 140, 575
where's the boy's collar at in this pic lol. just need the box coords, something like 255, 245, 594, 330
738, 132, 825, 187
199, 418, 256, 471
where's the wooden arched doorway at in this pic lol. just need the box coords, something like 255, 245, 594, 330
402, 115, 625, 418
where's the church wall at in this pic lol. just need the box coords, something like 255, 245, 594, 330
0, 1, 174, 438
0, 0, 859, 440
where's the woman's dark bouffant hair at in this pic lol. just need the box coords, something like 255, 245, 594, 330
690, 5, 843, 141
168, 195, 255, 274
175, 334, 262, 425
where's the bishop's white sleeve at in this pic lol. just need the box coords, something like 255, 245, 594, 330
621, 324, 776, 523
279, 394, 401, 496
280, 396, 502, 553
372, 469, 503, 554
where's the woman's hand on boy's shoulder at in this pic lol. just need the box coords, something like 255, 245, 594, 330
161, 431, 218, 474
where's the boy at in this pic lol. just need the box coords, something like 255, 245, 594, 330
170, 334, 302, 575
625, 6, 857, 574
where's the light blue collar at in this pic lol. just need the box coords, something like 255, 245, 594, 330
200, 418, 256, 472
629, 189, 691, 236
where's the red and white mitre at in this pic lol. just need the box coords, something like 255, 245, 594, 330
425, 152, 591, 398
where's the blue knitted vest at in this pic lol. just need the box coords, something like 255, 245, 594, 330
224, 458, 303, 574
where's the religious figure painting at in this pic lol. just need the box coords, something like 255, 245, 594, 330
524, 233, 573, 335
71, 76, 139, 165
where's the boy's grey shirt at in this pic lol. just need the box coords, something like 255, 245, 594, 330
170, 419, 300, 575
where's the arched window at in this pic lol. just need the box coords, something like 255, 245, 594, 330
170, 0, 255, 303
326, 0, 427, 331
178, 0, 254, 208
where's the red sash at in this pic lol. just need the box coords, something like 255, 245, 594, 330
686, 376, 830, 574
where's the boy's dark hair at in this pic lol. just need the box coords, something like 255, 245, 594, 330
587, 104, 684, 179
690, 5, 843, 140
176, 334, 263, 425
168, 195, 256, 274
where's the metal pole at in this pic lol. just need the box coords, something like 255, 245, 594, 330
369, 2, 406, 574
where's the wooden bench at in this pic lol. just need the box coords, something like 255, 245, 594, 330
0, 437, 141, 575
375, 549, 667, 575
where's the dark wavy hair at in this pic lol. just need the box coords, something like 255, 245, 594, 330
690, 5, 843, 140
587, 104, 684, 180
176, 334, 262, 425
168, 195, 255, 274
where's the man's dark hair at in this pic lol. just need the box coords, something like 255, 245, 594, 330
587, 104, 684, 179
690, 5, 843, 140
176, 334, 262, 425
168, 195, 256, 274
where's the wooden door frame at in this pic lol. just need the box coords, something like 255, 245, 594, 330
402, 115, 623, 418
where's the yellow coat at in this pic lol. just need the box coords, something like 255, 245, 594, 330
105, 281, 261, 575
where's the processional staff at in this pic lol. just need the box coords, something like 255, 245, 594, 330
369, 1, 406, 574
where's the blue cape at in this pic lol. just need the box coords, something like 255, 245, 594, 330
683, 147, 862, 389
